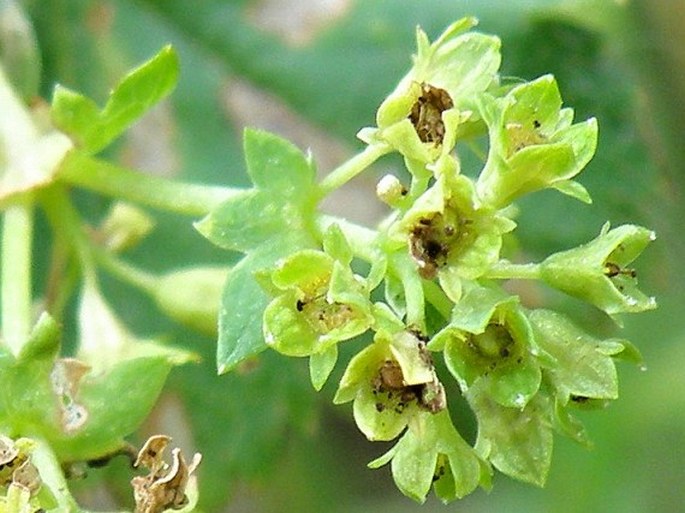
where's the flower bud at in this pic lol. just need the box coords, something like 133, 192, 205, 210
376, 174, 407, 207
99, 202, 155, 252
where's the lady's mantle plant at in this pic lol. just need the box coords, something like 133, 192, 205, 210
0, 14, 655, 511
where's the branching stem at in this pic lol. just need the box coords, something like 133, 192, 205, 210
58, 151, 240, 217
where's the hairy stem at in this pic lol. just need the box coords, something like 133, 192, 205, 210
1, 198, 34, 356
58, 151, 240, 217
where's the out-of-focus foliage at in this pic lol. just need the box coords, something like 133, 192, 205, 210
12, 0, 684, 511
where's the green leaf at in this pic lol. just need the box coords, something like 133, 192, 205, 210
50, 356, 175, 461
243, 128, 315, 194
195, 189, 291, 253
51, 45, 179, 154
196, 130, 318, 254
0, 346, 179, 463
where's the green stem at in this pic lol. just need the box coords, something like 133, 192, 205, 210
316, 143, 390, 197
40, 185, 160, 296
91, 245, 158, 294
31, 437, 80, 512
39, 185, 97, 278
423, 280, 452, 321
58, 151, 240, 217
485, 261, 542, 280
1, 198, 34, 356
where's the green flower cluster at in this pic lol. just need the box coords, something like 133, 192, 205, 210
201, 17, 656, 503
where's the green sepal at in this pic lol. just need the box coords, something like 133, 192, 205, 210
553, 400, 591, 447
539, 224, 657, 316
368, 411, 489, 503
334, 338, 413, 441
270, 250, 333, 292
322, 223, 353, 265
51, 46, 179, 154
263, 291, 320, 357
469, 384, 553, 487
432, 284, 542, 408
396, 165, 515, 281
309, 344, 338, 391
327, 261, 371, 313
0, 483, 33, 512
530, 309, 623, 403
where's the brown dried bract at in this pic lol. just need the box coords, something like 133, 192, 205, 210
0, 436, 42, 495
131, 435, 202, 513
409, 83, 454, 144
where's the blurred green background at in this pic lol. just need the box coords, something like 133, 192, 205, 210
7, 0, 685, 511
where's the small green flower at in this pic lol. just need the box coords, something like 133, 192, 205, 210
358, 17, 501, 165
430, 283, 542, 408
334, 328, 445, 441
476, 75, 598, 208
539, 223, 657, 316
368, 411, 490, 503
263, 249, 373, 357
392, 162, 515, 288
